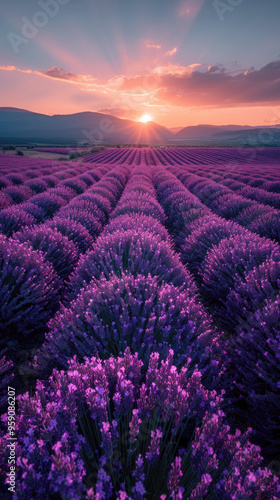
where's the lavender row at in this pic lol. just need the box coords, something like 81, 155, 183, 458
0, 154, 81, 180
169, 166, 280, 244
177, 165, 280, 210
83, 148, 131, 164
10, 164, 123, 284
0, 164, 113, 236
38, 165, 212, 371
152, 165, 280, 453
161, 147, 280, 169
34, 147, 92, 155
153, 164, 279, 343
190, 162, 280, 192
0, 160, 108, 211
0, 152, 68, 173
83, 148, 153, 166
0, 163, 130, 389
158, 148, 280, 195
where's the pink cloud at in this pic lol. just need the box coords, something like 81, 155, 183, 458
146, 42, 161, 49
101, 60, 280, 108
0, 65, 16, 71
154, 60, 280, 108
153, 63, 201, 76
39, 66, 80, 81
165, 47, 178, 57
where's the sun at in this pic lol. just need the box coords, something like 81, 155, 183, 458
139, 114, 152, 123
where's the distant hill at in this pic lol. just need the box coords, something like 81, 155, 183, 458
172, 124, 254, 140
1, 108, 280, 147
170, 124, 280, 146
0, 108, 173, 145
169, 126, 184, 134
211, 127, 280, 145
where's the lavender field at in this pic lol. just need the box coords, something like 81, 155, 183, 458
0, 147, 280, 499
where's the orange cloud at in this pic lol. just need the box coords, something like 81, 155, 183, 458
165, 47, 178, 57
0, 65, 16, 71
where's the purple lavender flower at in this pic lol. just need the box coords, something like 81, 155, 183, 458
146, 428, 162, 463
168, 457, 184, 499
2, 348, 275, 499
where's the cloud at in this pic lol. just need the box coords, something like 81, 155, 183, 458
1, 59, 280, 112
165, 47, 178, 57
0, 65, 32, 74
154, 59, 280, 108
207, 64, 225, 73
146, 42, 161, 49
0, 64, 104, 92
153, 63, 201, 76
39, 66, 80, 81
0, 65, 16, 71
104, 59, 280, 109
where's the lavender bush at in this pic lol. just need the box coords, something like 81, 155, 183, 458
69, 229, 197, 298
29, 192, 68, 219
224, 295, 280, 454
182, 218, 244, 278
1, 185, 33, 204
111, 193, 166, 224
40, 273, 213, 371
0, 235, 60, 338
200, 232, 280, 308
58, 207, 102, 239
13, 227, 79, 281
104, 214, 170, 242
46, 217, 95, 254
1, 349, 279, 499
0, 207, 35, 236
250, 212, 280, 243
225, 258, 280, 328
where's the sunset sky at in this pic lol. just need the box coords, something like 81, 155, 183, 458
1, 0, 280, 128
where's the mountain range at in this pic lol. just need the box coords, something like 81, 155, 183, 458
1, 108, 280, 147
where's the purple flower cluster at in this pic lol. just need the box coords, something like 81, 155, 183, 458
1, 349, 278, 499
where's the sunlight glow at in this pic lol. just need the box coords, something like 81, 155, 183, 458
139, 114, 152, 123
